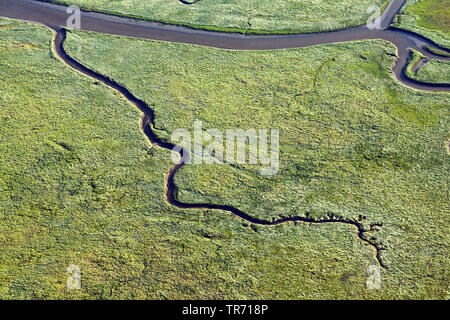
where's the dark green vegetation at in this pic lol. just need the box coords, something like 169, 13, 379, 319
39, 0, 389, 34
0, 18, 449, 299
393, 0, 450, 48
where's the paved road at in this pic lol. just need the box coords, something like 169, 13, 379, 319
0, 0, 449, 91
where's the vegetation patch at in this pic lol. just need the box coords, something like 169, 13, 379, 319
404, 49, 425, 79
424, 45, 450, 57
61, 28, 450, 298
404, 49, 450, 84
393, 0, 450, 48
38, 0, 389, 34
0, 15, 448, 299
1, 18, 404, 300
415, 59, 450, 83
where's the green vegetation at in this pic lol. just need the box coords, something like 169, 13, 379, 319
62, 29, 450, 298
415, 59, 450, 83
424, 45, 450, 57
1, 17, 449, 299
393, 0, 450, 48
404, 49, 425, 79
405, 49, 450, 83
0, 18, 400, 300
39, 0, 389, 34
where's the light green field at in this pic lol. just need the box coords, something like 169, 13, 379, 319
39, 0, 389, 33
393, 0, 450, 48
0, 18, 449, 299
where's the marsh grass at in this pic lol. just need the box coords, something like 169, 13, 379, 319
1, 17, 449, 299
404, 49, 450, 84
424, 45, 450, 57
0, 18, 396, 300
393, 0, 450, 48
38, 0, 389, 34
415, 59, 450, 83
62, 28, 450, 298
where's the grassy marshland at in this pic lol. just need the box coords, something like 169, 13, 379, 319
62, 28, 450, 298
405, 49, 450, 84
38, 0, 389, 34
0, 18, 448, 299
393, 0, 450, 48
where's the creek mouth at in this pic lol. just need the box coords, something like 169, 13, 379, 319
51, 26, 388, 268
